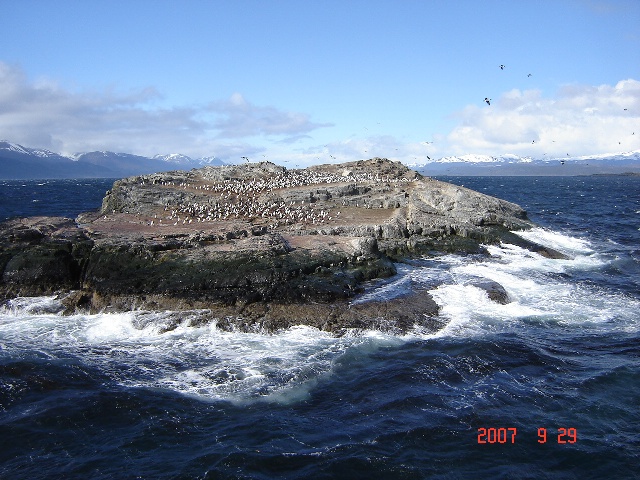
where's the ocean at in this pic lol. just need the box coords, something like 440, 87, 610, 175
1, 176, 639, 479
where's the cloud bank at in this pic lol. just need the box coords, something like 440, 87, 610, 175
0, 62, 329, 160
210, 93, 332, 139
1, 61, 638, 165
443, 79, 640, 159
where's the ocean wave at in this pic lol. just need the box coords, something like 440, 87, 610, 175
415, 228, 640, 339
1, 306, 404, 404
513, 227, 595, 255
2, 225, 638, 403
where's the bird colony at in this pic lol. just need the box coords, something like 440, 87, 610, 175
136, 166, 412, 230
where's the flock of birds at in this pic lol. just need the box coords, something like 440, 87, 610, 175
149, 168, 410, 195
134, 167, 412, 230
160, 198, 335, 229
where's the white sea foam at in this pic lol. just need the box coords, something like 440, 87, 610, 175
0, 305, 394, 404
415, 229, 639, 339
513, 227, 594, 255
1, 228, 637, 402
2, 295, 63, 315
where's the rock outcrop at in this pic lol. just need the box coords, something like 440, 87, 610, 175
0, 158, 565, 333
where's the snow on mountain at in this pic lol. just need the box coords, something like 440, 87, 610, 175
0, 141, 31, 156
152, 153, 225, 167
30, 148, 68, 159
413, 149, 640, 176
550, 150, 640, 162
153, 153, 194, 165
0, 141, 226, 179
1, 142, 225, 167
1, 141, 230, 179
436, 153, 533, 164
0, 140, 71, 159
197, 156, 225, 166
410, 150, 640, 168
408, 153, 533, 168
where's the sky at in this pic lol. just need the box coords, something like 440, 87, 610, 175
1, 0, 639, 166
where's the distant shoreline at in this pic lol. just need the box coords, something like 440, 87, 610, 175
3, 171, 640, 181
590, 172, 640, 177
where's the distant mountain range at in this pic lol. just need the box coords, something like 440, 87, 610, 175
411, 151, 640, 176
0, 141, 225, 179
2, 141, 639, 179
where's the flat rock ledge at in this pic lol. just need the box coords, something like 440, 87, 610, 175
0, 158, 566, 334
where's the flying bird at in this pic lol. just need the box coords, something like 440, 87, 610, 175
527, 73, 532, 77
500, 65, 505, 70
484, 98, 491, 105
241, 156, 249, 162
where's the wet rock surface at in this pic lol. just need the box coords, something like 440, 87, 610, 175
1, 158, 566, 333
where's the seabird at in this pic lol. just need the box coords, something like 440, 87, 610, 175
484, 98, 491, 105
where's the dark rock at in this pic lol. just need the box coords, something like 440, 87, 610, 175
0, 217, 93, 299
0, 159, 557, 333
468, 279, 511, 304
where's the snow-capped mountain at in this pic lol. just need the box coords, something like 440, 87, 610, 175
408, 153, 533, 168
431, 154, 533, 165
555, 150, 640, 163
413, 150, 640, 176
0, 141, 71, 161
198, 156, 225, 165
152, 153, 225, 167
0, 141, 225, 179
152, 153, 194, 165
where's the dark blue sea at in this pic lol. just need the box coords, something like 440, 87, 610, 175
1, 176, 639, 479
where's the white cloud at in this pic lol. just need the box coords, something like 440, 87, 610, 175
208, 93, 332, 139
2, 60, 638, 167
284, 79, 640, 167
443, 79, 640, 158
0, 62, 329, 160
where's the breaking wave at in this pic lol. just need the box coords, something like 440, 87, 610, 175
2, 228, 637, 404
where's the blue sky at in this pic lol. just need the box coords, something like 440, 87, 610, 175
1, 0, 639, 165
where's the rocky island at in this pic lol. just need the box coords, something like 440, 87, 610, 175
0, 158, 565, 334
